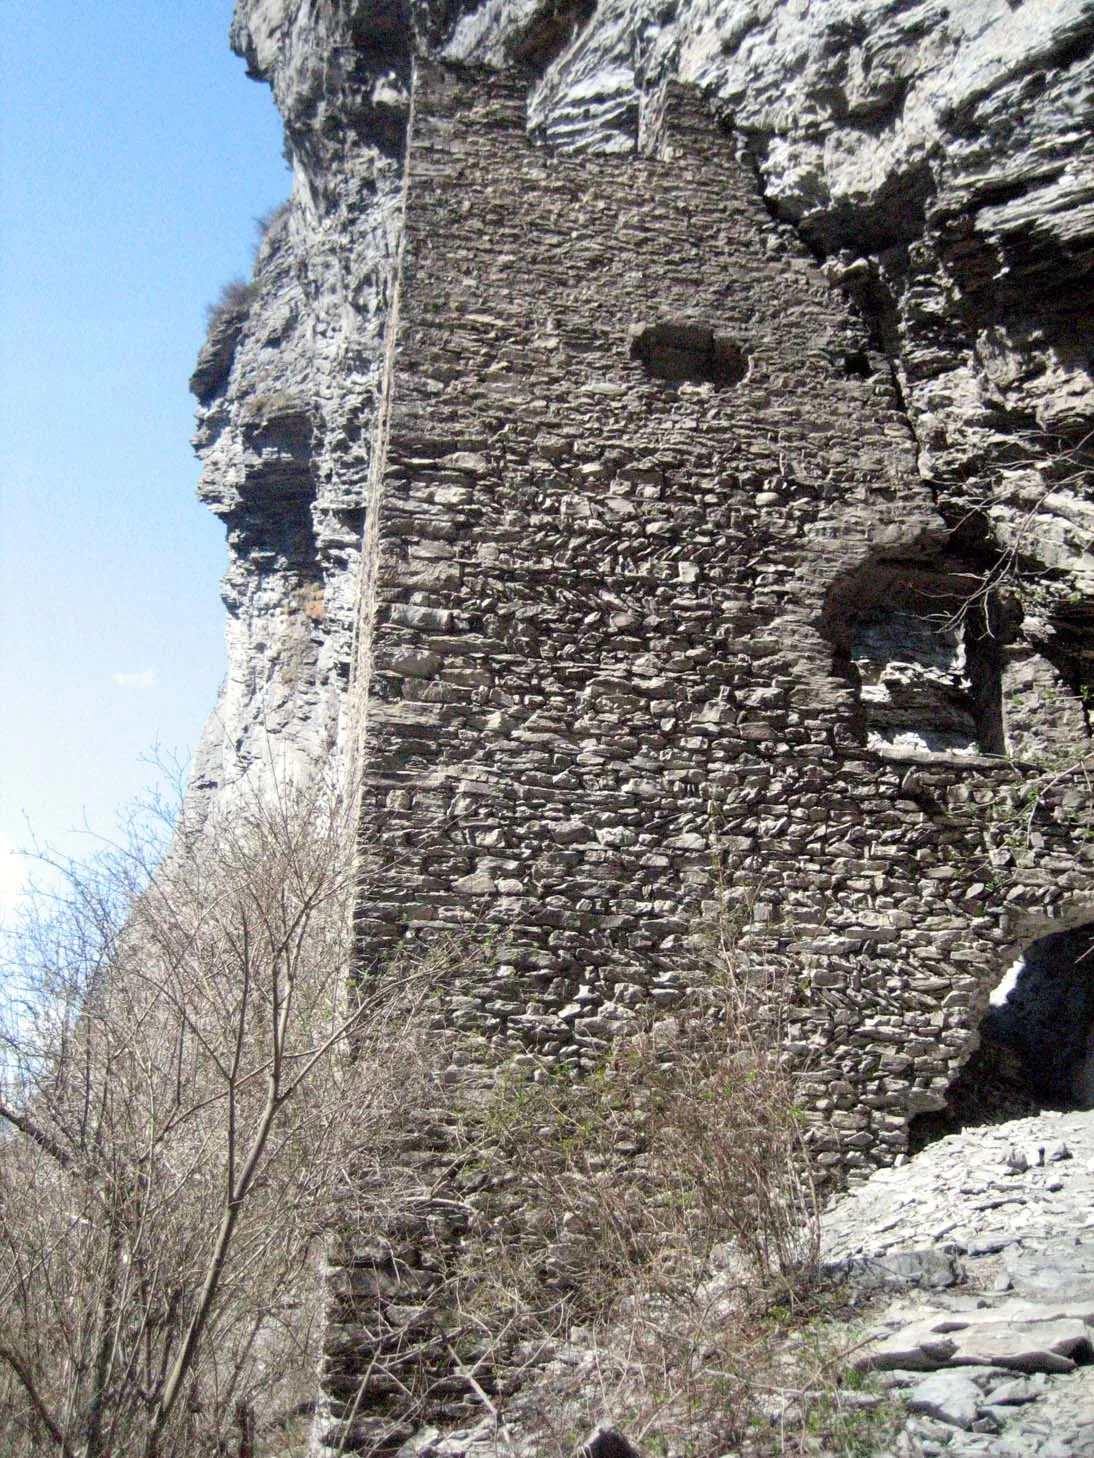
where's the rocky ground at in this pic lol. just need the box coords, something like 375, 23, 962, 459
823, 1109, 1094, 1456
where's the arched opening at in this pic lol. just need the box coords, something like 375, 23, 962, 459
909, 920, 1094, 1150
984, 922, 1094, 1106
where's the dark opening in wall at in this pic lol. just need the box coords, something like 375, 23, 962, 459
824, 564, 1005, 757
629, 319, 748, 387
842, 349, 873, 379
909, 921, 1094, 1151
985, 923, 1094, 1107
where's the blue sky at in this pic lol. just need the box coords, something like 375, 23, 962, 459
1, 4, 289, 902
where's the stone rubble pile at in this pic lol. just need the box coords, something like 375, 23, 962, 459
823, 1109, 1094, 1456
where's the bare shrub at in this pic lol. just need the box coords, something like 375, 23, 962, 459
324, 919, 828, 1458
205, 276, 257, 326
253, 202, 290, 247
461, 938, 819, 1334
0, 776, 388, 1458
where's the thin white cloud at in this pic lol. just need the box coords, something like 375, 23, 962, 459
112, 669, 158, 689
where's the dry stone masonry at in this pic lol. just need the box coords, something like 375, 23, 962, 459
350, 61, 1094, 1176
197, 0, 1094, 1168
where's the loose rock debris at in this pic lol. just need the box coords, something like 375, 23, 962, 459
823, 1110, 1094, 1455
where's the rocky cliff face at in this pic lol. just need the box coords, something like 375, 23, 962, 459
188, 0, 412, 802
191, 0, 1094, 810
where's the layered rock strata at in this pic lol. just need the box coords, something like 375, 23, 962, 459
188, 0, 413, 802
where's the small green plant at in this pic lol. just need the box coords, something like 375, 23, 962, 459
799, 1377, 904, 1458
372, 907, 825, 1457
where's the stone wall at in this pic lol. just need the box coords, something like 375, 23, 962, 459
309, 57, 1094, 1455
351, 62, 1094, 1174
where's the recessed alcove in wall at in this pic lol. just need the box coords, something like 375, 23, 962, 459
842, 348, 873, 379
629, 319, 749, 387
221, 396, 320, 577
909, 920, 1094, 1151
823, 563, 1006, 757
1036, 597, 1094, 735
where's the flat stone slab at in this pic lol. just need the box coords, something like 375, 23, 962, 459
824, 1112, 1094, 1457
954, 1317, 1092, 1373
1005, 1241, 1094, 1303
858, 1309, 1094, 1374
907, 1371, 982, 1428
827, 1247, 963, 1290
981, 1374, 1044, 1405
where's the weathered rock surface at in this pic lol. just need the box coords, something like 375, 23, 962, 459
824, 1109, 1094, 1454
187, 0, 412, 810
823, 1110, 1094, 1260
449, 0, 1094, 669
203, 0, 1094, 1170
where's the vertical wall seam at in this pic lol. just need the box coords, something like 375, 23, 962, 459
343, 66, 419, 822
310, 69, 420, 1458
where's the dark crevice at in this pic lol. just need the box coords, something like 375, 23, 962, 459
907, 1041, 1043, 1152
819, 157, 936, 256
220, 398, 321, 581
735, 129, 827, 267
843, 75, 912, 130
507, 0, 598, 72
1038, 602, 1094, 725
